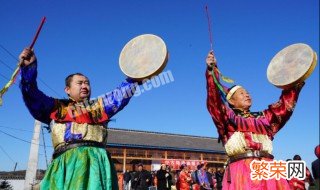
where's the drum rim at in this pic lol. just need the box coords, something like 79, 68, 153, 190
267, 43, 317, 88
119, 34, 168, 81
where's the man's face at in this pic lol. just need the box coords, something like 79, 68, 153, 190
161, 164, 166, 170
138, 166, 143, 171
201, 165, 206, 171
181, 166, 187, 172
228, 88, 252, 111
65, 75, 91, 102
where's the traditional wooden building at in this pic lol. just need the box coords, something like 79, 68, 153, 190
107, 128, 228, 172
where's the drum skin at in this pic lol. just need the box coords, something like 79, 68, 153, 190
119, 34, 168, 81
267, 43, 317, 89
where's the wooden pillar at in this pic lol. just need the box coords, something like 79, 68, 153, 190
165, 151, 168, 159
123, 149, 126, 173
183, 153, 186, 160
200, 153, 203, 161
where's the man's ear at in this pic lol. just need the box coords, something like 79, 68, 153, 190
228, 98, 235, 106
65, 86, 70, 96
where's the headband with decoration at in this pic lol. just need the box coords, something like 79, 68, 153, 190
226, 85, 243, 101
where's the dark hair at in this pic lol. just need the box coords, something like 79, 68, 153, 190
65, 73, 87, 87
180, 164, 187, 170
293, 155, 301, 160
197, 164, 204, 170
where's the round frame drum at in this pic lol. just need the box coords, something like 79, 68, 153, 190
119, 34, 168, 81
267, 43, 317, 89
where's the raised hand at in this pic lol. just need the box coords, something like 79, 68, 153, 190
19, 48, 37, 66
206, 50, 217, 68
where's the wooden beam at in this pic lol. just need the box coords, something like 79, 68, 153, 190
110, 156, 227, 164
123, 149, 126, 172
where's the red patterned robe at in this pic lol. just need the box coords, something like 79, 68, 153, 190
206, 67, 304, 190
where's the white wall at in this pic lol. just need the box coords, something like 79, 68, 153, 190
6, 179, 40, 190
6, 180, 24, 190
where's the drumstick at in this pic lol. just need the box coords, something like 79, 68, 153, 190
18, 17, 46, 68
0, 17, 46, 106
205, 6, 234, 97
205, 5, 213, 51
29, 17, 46, 49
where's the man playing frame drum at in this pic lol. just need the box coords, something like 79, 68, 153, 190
19, 48, 135, 189
205, 43, 317, 189
18, 34, 168, 190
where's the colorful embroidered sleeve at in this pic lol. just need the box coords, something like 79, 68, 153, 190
206, 68, 229, 143
263, 82, 304, 137
20, 61, 56, 125
102, 78, 137, 119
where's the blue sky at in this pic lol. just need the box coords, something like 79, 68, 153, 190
0, 0, 318, 172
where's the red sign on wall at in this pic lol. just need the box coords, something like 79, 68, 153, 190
161, 159, 207, 170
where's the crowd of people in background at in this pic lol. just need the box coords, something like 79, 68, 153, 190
120, 163, 224, 190
287, 145, 320, 190
176, 163, 224, 190
287, 154, 314, 190
119, 145, 320, 190
286, 145, 320, 190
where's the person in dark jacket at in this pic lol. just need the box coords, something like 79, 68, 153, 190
312, 145, 320, 189
132, 163, 152, 190
215, 169, 224, 190
206, 167, 214, 189
124, 170, 132, 190
157, 164, 172, 190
